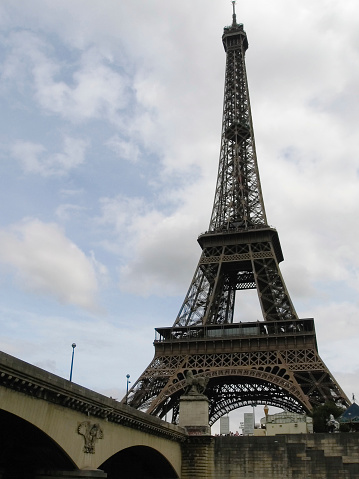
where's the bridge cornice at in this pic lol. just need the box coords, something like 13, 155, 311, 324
0, 351, 187, 443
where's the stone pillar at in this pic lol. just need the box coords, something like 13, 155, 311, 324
179, 393, 215, 478
35, 469, 107, 478
181, 436, 215, 479
179, 393, 211, 436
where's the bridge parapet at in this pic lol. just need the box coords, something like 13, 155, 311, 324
0, 350, 186, 444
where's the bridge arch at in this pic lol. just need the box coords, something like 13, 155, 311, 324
0, 409, 76, 477
100, 445, 179, 478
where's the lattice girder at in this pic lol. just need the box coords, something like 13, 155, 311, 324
252, 254, 298, 322
128, 333, 327, 417
123, 12, 350, 419
174, 230, 296, 327
207, 378, 305, 426
209, 23, 267, 232
127, 313, 349, 419
143, 365, 312, 423
293, 370, 348, 407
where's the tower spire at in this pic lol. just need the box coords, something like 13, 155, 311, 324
232, 1, 237, 25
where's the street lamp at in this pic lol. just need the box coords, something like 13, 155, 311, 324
69, 343, 76, 382
126, 374, 131, 404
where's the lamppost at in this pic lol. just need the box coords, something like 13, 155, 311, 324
69, 343, 76, 382
126, 374, 131, 404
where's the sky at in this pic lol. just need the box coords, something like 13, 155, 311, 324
0, 0, 359, 431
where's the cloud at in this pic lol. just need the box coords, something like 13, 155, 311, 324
105, 135, 140, 163
98, 175, 213, 296
311, 302, 359, 344
34, 47, 130, 124
11, 136, 88, 177
334, 371, 359, 402
1, 29, 130, 125
0, 219, 102, 311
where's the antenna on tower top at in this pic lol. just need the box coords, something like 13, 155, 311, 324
232, 1, 237, 26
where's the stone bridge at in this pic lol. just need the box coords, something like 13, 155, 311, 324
0, 351, 186, 478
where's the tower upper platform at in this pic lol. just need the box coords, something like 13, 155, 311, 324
222, 1, 248, 52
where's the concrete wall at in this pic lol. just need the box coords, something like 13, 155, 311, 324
211, 434, 359, 479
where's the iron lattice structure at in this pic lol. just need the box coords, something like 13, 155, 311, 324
123, 8, 349, 424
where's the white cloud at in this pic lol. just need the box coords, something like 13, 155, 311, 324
98, 175, 213, 296
90, 250, 109, 288
0, 219, 101, 311
105, 135, 140, 163
10, 141, 46, 173
310, 302, 359, 344
1, 30, 130, 125
34, 47, 129, 124
335, 371, 359, 402
11, 136, 88, 177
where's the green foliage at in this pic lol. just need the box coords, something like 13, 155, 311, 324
339, 423, 351, 433
311, 402, 345, 433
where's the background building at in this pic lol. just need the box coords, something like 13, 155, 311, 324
260, 411, 313, 436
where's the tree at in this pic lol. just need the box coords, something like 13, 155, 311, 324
311, 402, 345, 433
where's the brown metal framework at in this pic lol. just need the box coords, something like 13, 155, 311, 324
123, 7, 349, 424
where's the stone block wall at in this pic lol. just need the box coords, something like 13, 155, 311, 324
211, 434, 359, 479
181, 434, 359, 478
181, 437, 215, 479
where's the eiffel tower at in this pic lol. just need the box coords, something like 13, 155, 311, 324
124, 3, 349, 425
